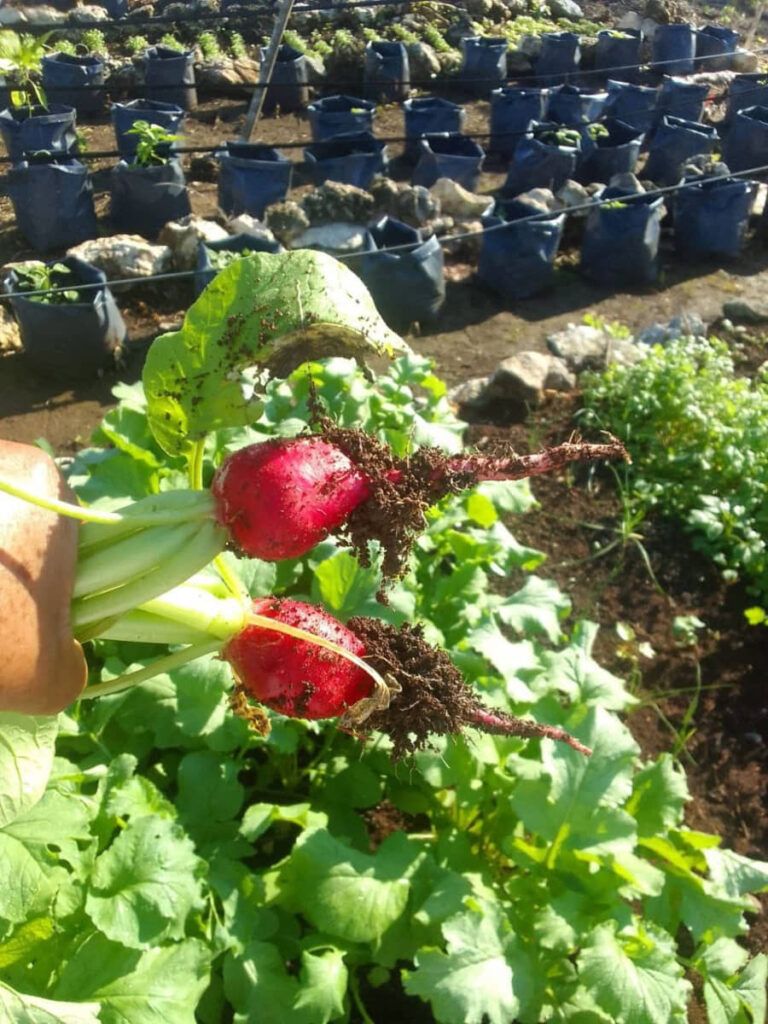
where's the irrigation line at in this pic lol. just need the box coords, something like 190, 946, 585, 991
2, 158, 768, 302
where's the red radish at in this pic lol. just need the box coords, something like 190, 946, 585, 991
223, 597, 590, 757
223, 597, 373, 719
211, 431, 628, 573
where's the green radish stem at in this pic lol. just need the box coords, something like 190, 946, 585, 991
139, 586, 248, 640
93, 610, 214, 646
73, 521, 203, 599
79, 639, 224, 700
72, 520, 227, 633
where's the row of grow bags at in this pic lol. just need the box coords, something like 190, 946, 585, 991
478, 172, 757, 298
38, 46, 197, 114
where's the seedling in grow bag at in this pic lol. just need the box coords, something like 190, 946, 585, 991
126, 119, 179, 167
586, 123, 610, 141
539, 127, 582, 147
12, 261, 79, 303
206, 246, 259, 270
0, 30, 50, 110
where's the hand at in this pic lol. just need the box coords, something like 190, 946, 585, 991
0, 440, 87, 714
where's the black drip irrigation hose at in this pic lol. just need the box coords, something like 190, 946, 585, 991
2, 159, 767, 302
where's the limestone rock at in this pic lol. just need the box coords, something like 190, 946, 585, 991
291, 222, 372, 255
407, 41, 441, 80
545, 357, 576, 391
732, 50, 759, 73
617, 11, 644, 30
227, 214, 278, 245
196, 58, 261, 91
723, 298, 768, 324
0, 305, 21, 354
608, 171, 645, 193
555, 180, 595, 215
447, 376, 491, 413
429, 178, 493, 218
302, 182, 375, 225
547, 323, 615, 372
20, 6, 66, 25
441, 218, 483, 260
395, 185, 440, 227
485, 351, 554, 408
549, 0, 584, 18
265, 201, 310, 245
66, 235, 171, 287
515, 188, 558, 214
158, 216, 230, 270
67, 5, 109, 23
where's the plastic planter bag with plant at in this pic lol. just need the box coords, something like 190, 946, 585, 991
547, 84, 608, 127
2, 256, 125, 376
364, 41, 409, 102
652, 23, 696, 75
412, 132, 485, 190
489, 87, 547, 159
577, 119, 644, 183
41, 53, 104, 115
144, 45, 197, 111
477, 198, 565, 298
110, 119, 191, 238
359, 216, 445, 328
304, 131, 387, 189
504, 121, 580, 196
580, 187, 665, 285
722, 105, 768, 173
217, 142, 292, 219
460, 36, 508, 96
260, 43, 309, 114
8, 154, 96, 251
403, 96, 465, 160
594, 29, 642, 81
111, 98, 184, 159
194, 234, 282, 296
604, 79, 658, 136
0, 103, 77, 164
307, 95, 376, 142
534, 32, 580, 86
674, 174, 757, 257
643, 115, 718, 186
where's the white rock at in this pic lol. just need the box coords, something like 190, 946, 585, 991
227, 214, 278, 244
549, 0, 584, 17
19, 6, 66, 24
67, 235, 172, 289
555, 179, 595, 216
545, 356, 576, 391
608, 171, 645, 193
486, 351, 553, 408
291, 222, 371, 254
732, 49, 759, 73
640, 18, 659, 41
196, 58, 261, 90
158, 215, 230, 270
429, 178, 493, 218
617, 11, 644, 30
547, 323, 613, 372
68, 5, 110, 22
515, 187, 559, 214
0, 305, 21, 353
447, 376, 491, 411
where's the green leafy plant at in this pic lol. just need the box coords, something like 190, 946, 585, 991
0, 30, 49, 109
420, 23, 454, 54
125, 34, 150, 57
197, 31, 223, 62
205, 247, 258, 270
13, 261, 79, 304
159, 33, 183, 51
581, 336, 768, 603
81, 28, 108, 57
125, 119, 179, 167
540, 127, 581, 148
587, 122, 610, 141
226, 30, 247, 59
55, 39, 77, 56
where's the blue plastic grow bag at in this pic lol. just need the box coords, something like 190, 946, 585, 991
577, 119, 644, 183
580, 187, 665, 285
42, 53, 105, 115
8, 156, 97, 251
111, 99, 185, 160
403, 97, 465, 160
359, 217, 445, 327
364, 41, 409, 102
674, 175, 757, 257
643, 116, 718, 186
489, 87, 547, 158
145, 46, 197, 111
722, 105, 768, 173
695, 25, 740, 71
547, 84, 608, 126
4, 256, 125, 377
0, 104, 77, 164
217, 142, 292, 218
504, 121, 580, 196
460, 36, 508, 96
726, 74, 768, 123
110, 156, 191, 239
477, 199, 565, 298
96, 0, 127, 15
604, 80, 658, 136
260, 44, 309, 113
535, 33, 580, 86
195, 233, 283, 296
306, 95, 375, 141
594, 30, 642, 81
304, 131, 387, 189
412, 132, 485, 190
655, 76, 708, 124
652, 23, 696, 75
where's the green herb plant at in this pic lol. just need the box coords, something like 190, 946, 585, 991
81, 28, 108, 57
197, 31, 223, 62
125, 119, 179, 167
125, 34, 150, 57
0, 30, 49, 110
13, 261, 79, 304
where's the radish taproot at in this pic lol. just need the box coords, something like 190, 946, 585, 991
221, 596, 591, 758
212, 430, 628, 575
